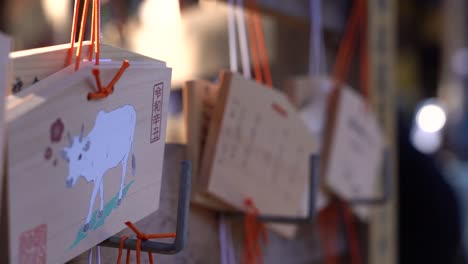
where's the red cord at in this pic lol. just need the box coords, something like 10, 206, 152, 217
88, 0, 96, 62
95, 0, 101, 65
319, 0, 368, 261
359, 0, 370, 105
242, 198, 268, 264
250, 0, 272, 87
332, 0, 365, 86
66, 0, 81, 66
342, 201, 362, 264
75, 0, 90, 71
246, 8, 263, 84
245, 0, 273, 88
116, 222, 176, 264
318, 202, 340, 264
89, 60, 130, 100
68, 0, 102, 70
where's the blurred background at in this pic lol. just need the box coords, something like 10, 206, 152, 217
3, 0, 468, 263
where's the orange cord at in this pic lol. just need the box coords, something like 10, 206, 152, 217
332, 0, 365, 86
318, 202, 340, 264
242, 198, 268, 264
66, 0, 81, 66
67, 0, 127, 100
359, 0, 370, 105
94, 0, 101, 65
246, 10, 263, 85
250, 0, 272, 87
88, 0, 96, 62
87, 0, 101, 64
341, 201, 362, 264
116, 221, 176, 264
319, 1, 368, 263
117, 236, 129, 264
75, 0, 90, 71
245, 0, 273, 88
318, 200, 363, 264
68, 0, 101, 69
88, 60, 130, 100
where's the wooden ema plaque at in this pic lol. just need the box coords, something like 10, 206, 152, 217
183, 80, 235, 211
9, 42, 165, 96
0, 35, 11, 258
200, 71, 316, 238
6, 60, 171, 263
0, 33, 10, 215
322, 86, 384, 219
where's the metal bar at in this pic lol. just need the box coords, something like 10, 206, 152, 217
349, 149, 392, 205
221, 154, 319, 224
173, 160, 192, 253
99, 160, 192, 254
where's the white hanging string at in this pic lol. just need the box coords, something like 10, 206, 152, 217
235, 0, 252, 79
309, 0, 326, 76
219, 216, 229, 264
88, 247, 93, 264
87, 246, 101, 264
96, 246, 101, 264
225, 218, 237, 264
219, 216, 237, 264
228, 0, 238, 72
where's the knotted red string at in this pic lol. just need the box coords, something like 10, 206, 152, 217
116, 221, 176, 264
88, 60, 130, 100
242, 198, 268, 264
67, 0, 129, 100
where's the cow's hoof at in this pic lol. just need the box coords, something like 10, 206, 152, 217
98, 210, 103, 218
83, 223, 89, 233
117, 199, 122, 207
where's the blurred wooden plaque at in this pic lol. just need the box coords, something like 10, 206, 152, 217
200, 71, 316, 237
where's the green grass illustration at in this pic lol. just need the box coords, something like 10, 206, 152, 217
69, 180, 135, 250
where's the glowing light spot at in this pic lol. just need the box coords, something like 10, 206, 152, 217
416, 104, 446, 133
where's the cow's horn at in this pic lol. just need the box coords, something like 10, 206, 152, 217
79, 124, 84, 142
67, 132, 73, 145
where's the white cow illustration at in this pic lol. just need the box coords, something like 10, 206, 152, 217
62, 105, 137, 232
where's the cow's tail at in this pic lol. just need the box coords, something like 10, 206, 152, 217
131, 143, 136, 177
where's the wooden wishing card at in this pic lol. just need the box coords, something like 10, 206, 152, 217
183, 79, 235, 211
199, 71, 317, 238
0, 32, 11, 213
7, 60, 171, 264
284, 76, 334, 212
319, 0, 384, 219
9, 41, 164, 96
5, 2, 171, 262
323, 86, 384, 219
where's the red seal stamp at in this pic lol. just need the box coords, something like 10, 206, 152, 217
150, 83, 164, 143
19, 224, 47, 264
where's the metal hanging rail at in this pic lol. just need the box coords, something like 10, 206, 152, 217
99, 160, 192, 254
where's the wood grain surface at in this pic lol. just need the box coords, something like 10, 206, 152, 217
10, 42, 165, 96
0, 32, 10, 216
199, 71, 316, 238
7, 61, 171, 263
69, 144, 325, 264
